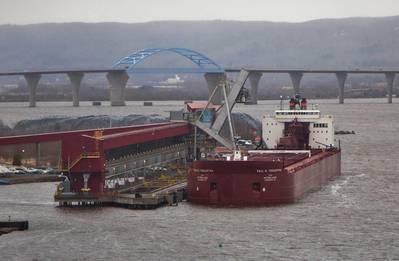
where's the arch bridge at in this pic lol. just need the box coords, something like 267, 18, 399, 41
0, 48, 225, 107
113, 47, 224, 74
0, 48, 397, 106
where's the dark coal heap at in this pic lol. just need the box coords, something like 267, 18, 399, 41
0, 113, 261, 140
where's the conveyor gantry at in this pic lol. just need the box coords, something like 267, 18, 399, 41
193, 69, 250, 150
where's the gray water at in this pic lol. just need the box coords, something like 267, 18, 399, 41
0, 99, 398, 260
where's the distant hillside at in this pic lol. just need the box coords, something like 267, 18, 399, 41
1, 16, 399, 71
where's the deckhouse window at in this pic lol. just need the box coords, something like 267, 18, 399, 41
313, 123, 328, 128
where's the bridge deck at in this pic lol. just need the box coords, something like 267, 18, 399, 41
0, 69, 124, 76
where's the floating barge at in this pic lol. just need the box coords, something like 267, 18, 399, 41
0, 220, 29, 236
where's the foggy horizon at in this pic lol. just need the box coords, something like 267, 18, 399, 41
1, 0, 399, 25
2, 15, 399, 26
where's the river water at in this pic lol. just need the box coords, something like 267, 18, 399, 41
0, 99, 398, 260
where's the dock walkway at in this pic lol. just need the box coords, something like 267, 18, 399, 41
55, 181, 187, 209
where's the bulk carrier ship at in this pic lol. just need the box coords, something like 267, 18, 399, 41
187, 95, 341, 206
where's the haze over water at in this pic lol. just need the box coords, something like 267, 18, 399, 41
0, 98, 398, 260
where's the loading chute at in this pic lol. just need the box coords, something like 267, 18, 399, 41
192, 69, 250, 150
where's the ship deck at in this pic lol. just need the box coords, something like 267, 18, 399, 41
202, 149, 328, 167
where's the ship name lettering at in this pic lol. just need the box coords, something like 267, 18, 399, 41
193, 168, 214, 173
268, 169, 281, 173
197, 175, 208, 182
264, 175, 277, 182
257, 169, 281, 173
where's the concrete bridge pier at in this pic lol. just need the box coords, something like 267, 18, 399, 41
204, 73, 226, 105
248, 72, 262, 104
24, 73, 41, 107
107, 71, 129, 106
385, 73, 395, 104
67, 72, 84, 107
289, 72, 303, 95
336, 72, 348, 104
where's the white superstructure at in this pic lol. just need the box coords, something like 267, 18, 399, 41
165, 75, 184, 85
262, 105, 335, 149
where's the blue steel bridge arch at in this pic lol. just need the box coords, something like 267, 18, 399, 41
113, 48, 224, 74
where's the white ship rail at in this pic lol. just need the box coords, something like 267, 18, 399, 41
248, 150, 312, 158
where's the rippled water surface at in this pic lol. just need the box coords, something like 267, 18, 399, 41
0, 99, 398, 260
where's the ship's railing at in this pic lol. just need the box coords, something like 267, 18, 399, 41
274, 110, 320, 120
248, 150, 312, 158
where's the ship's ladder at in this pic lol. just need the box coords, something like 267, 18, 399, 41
60, 152, 101, 172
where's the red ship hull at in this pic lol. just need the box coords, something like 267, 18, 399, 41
187, 149, 341, 206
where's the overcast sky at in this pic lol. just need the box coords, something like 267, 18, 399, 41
1, 0, 399, 25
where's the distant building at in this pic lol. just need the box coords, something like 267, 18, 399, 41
155, 75, 184, 88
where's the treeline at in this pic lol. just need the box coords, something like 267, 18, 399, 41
1, 17, 399, 71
